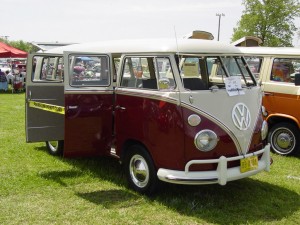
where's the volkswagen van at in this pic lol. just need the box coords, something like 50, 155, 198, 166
240, 47, 300, 156
25, 39, 270, 194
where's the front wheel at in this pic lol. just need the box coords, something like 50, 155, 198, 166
46, 140, 64, 156
268, 122, 299, 156
124, 145, 159, 195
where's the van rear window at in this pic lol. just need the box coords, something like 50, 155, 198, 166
32, 56, 63, 82
68, 55, 110, 86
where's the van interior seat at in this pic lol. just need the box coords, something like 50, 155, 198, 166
183, 78, 206, 90
142, 79, 158, 89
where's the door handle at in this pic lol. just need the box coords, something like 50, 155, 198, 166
264, 92, 274, 96
68, 105, 78, 109
115, 105, 126, 111
189, 95, 194, 104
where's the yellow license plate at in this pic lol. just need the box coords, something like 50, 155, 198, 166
240, 155, 258, 173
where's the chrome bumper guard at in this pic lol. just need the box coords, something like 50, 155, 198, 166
157, 144, 270, 185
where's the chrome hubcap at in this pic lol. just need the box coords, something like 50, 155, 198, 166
129, 154, 149, 188
272, 128, 295, 154
277, 133, 292, 149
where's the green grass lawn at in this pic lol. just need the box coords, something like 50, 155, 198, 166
0, 92, 299, 225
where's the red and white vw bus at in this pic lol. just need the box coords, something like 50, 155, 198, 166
26, 38, 270, 194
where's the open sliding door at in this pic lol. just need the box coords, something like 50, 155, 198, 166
26, 53, 64, 143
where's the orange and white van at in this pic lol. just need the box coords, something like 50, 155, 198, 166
240, 47, 300, 156
25, 38, 270, 194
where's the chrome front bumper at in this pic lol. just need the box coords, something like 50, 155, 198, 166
157, 144, 270, 185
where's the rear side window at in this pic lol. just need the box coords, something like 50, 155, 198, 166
32, 56, 63, 82
68, 55, 110, 86
271, 58, 300, 83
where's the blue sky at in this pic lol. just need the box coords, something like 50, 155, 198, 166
0, 0, 299, 45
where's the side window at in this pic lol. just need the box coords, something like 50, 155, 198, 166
207, 56, 256, 86
207, 56, 249, 77
206, 57, 226, 77
216, 57, 246, 77
236, 57, 252, 78
245, 56, 263, 79
181, 57, 202, 78
120, 56, 175, 91
271, 58, 300, 83
157, 57, 175, 90
180, 57, 207, 90
32, 56, 63, 82
69, 55, 110, 86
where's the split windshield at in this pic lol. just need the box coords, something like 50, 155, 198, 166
179, 55, 256, 90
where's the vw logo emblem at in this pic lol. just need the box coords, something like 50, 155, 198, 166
232, 103, 251, 130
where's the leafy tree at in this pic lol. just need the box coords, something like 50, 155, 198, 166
232, 0, 300, 46
0, 38, 39, 53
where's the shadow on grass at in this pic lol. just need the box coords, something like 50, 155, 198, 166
37, 146, 300, 224
0, 89, 25, 94
77, 190, 141, 209
40, 170, 84, 187
156, 180, 300, 224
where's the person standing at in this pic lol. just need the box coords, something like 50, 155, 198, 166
0, 69, 8, 91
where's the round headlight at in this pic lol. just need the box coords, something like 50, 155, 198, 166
261, 120, 268, 140
194, 130, 219, 152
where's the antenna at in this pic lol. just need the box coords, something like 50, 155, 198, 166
173, 26, 186, 97
173, 26, 179, 54
173, 26, 183, 104
173, 26, 181, 71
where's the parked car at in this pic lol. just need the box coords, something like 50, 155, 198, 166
240, 47, 300, 156
0, 62, 11, 73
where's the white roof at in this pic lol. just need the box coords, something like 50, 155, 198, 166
46, 38, 242, 55
239, 47, 300, 56
231, 36, 262, 46
31, 42, 77, 51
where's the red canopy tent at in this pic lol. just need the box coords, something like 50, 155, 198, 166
0, 41, 28, 58
0, 42, 27, 92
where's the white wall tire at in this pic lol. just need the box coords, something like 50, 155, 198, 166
124, 145, 159, 195
268, 122, 299, 156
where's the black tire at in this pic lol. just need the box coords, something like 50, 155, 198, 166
268, 122, 299, 156
124, 144, 159, 195
46, 140, 64, 156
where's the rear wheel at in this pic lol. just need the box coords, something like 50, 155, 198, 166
124, 144, 159, 195
268, 122, 299, 156
46, 140, 64, 156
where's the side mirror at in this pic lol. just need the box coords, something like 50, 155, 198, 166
295, 73, 300, 86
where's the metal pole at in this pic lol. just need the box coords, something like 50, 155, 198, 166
216, 13, 225, 41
